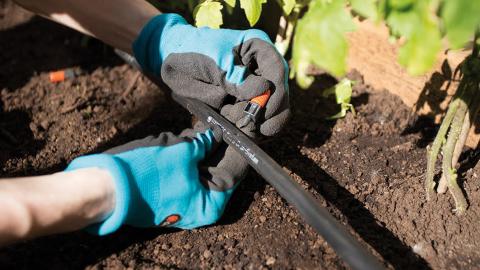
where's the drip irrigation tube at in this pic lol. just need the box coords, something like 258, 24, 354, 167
115, 49, 384, 270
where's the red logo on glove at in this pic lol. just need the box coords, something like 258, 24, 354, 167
160, 214, 181, 227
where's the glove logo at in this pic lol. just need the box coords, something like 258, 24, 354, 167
159, 214, 181, 227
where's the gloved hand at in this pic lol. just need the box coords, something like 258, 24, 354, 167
132, 13, 290, 136
65, 125, 247, 236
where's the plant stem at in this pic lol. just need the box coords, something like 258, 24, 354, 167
426, 30, 480, 211
437, 108, 470, 193
441, 87, 471, 214
425, 90, 462, 200
437, 88, 480, 193
275, 6, 301, 56
275, 15, 288, 55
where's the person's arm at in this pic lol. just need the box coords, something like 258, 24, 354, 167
0, 168, 114, 247
13, 0, 160, 53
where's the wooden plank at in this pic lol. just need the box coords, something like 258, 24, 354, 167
346, 19, 478, 148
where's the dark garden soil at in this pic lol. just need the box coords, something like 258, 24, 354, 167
1, 3, 480, 270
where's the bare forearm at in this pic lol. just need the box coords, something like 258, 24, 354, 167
0, 168, 114, 246
13, 0, 160, 53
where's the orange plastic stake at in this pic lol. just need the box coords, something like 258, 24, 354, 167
49, 69, 75, 83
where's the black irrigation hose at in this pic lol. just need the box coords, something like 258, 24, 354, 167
115, 49, 384, 270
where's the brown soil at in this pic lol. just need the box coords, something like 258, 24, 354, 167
1, 3, 479, 270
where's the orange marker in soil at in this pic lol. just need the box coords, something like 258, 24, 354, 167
237, 89, 271, 128
49, 69, 75, 83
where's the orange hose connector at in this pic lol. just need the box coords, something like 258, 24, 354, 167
250, 89, 271, 108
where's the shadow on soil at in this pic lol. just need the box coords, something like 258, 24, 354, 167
403, 60, 453, 149
0, 16, 122, 92
272, 85, 431, 269
0, 103, 45, 169
412, 60, 454, 120
0, 227, 178, 269
405, 59, 480, 150
285, 154, 430, 269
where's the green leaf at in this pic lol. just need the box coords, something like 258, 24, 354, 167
398, 19, 441, 75
385, 0, 441, 75
240, 0, 267, 26
349, 0, 378, 20
322, 78, 353, 103
442, 0, 480, 49
280, 0, 296, 15
328, 103, 355, 119
224, 0, 236, 7
292, 0, 356, 88
385, 5, 417, 38
194, 0, 224, 29
322, 78, 355, 119
389, 0, 413, 9
377, 0, 387, 21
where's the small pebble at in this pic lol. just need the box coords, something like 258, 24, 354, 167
40, 120, 50, 130
259, 216, 267, 223
266, 257, 276, 265
203, 250, 212, 259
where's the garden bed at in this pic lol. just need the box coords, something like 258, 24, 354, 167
0, 4, 479, 269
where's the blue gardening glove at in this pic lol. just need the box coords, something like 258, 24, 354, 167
66, 127, 243, 236
132, 14, 290, 137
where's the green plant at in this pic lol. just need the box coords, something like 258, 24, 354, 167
322, 78, 355, 119
159, 0, 480, 213
425, 48, 480, 214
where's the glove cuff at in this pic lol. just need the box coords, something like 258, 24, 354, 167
65, 154, 132, 236
132, 13, 188, 75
